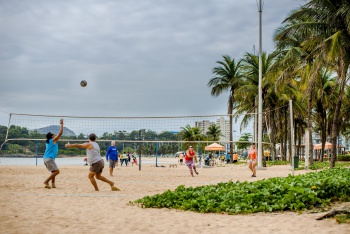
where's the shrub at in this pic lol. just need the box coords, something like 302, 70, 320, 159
131, 168, 350, 214
337, 155, 350, 161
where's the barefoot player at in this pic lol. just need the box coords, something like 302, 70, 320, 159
185, 145, 199, 177
65, 133, 120, 191
247, 143, 257, 177
106, 141, 118, 176
43, 119, 64, 189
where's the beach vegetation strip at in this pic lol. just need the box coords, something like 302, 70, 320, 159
131, 168, 350, 214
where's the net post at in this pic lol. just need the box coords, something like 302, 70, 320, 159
304, 128, 309, 170
35, 140, 39, 166
138, 130, 142, 171
0, 113, 12, 150
155, 142, 159, 167
197, 141, 202, 167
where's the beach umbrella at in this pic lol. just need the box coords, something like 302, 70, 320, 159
205, 143, 225, 151
313, 142, 332, 150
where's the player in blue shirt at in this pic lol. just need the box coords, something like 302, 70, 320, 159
106, 141, 118, 176
43, 119, 64, 189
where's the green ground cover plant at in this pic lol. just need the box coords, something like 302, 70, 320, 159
296, 161, 350, 171
131, 168, 350, 214
266, 160, 289, 166
335, 213, 350, 224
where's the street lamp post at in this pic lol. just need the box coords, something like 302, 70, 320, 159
257, 0, 263, 168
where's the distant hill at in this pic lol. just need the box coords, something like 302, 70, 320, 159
35, 125, 76, 137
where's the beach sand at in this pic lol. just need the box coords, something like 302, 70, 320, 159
0, 157, 349, 234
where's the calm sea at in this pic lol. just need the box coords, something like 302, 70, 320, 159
0, 157, 173, 166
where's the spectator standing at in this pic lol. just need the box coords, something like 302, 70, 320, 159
233, 152, 239, 163
106, 141, 118, 176
225, 153, 230, 164
179, 152, 184, 165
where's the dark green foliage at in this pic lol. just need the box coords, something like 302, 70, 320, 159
266, 160, 289, 166
0, 124, 183, 156
132, 168, 350, 214
295, 161, 350, 170
337, 155, 350, 161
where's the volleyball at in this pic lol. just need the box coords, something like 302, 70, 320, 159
80, 80, 87, 87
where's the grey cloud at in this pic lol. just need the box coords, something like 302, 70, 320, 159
0, 0, 303, 128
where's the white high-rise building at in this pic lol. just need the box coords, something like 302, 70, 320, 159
195, 120, 215, 135
216, 117, 230, 142
195, 118, 231, 143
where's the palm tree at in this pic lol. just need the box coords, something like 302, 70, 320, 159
279, 0, 350, 168
206, 124, 222, 142
313, 69, 338, 161
273, 17, 317, 165
208, 55, 243, 163
234, 51, 296, 164
180, 125, 204, 150
338, 86, 350, 150
236, 133, 252, 151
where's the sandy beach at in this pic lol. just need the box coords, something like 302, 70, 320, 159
0, 157, 349, 234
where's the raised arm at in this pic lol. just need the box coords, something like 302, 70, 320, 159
53, 119, 64, 143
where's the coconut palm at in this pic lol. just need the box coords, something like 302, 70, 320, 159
338, 86, 350, 147
279, 0, 350, 167
273, 16, 317, 165
208, 55, 243, 162
206, 124, 222, 142
234, 51, 299, 164
313, 69, 338, 161
180, 124, 205, 150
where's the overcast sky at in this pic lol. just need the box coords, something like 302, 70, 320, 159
0, 0, 303, 130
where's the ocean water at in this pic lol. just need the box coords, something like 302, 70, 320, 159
0, 157, 87, 166
0, 157, 174, 166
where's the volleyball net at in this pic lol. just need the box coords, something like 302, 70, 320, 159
0, 112, 265, 157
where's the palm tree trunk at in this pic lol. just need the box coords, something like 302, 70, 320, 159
330, 66, 347, 168
262, 115, 267, 167
229, 94, 234, 163
284, 107, 288, 161
270, 110, 276, 161
307, 92, 314, 166
297, 122, 302, 159
278, 111, 285, 161
320, 109, 327, 162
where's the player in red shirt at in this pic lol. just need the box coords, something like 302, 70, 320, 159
185, 145, 199, 177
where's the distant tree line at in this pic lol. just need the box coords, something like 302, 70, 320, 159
0, 124, 241, 157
